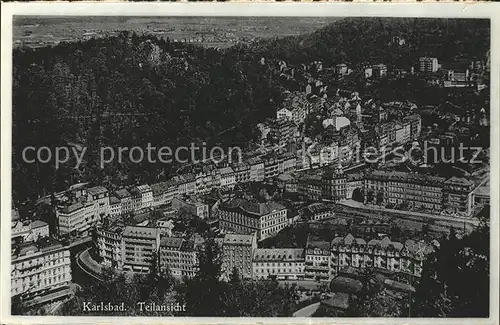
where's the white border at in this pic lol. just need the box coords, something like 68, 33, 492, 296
1, 3, 499, 325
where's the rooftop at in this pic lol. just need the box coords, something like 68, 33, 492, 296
304, 203, 335, 215
223, 233, 255, 245
223, 198, 286, 217
115, 189, 131, 199
331, 234, 366, 247
253, 248, 305, 262
87, 186, 108, 196
31, 220, 48, 229
123, 226, 159, 239
219, 166, 235, 176
136, 184, 152, 193
161, 237, 184, 249
367, 170, 447, 186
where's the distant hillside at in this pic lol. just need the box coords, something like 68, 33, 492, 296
248, 18, 490, 68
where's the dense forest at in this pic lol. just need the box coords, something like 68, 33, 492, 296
12, 18, 491, 205
249, 18, 490, 68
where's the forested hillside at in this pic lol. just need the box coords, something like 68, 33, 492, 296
13, 33, 285, 203
248, 18, 490, 67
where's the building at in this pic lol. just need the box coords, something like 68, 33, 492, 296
419, 57, 439, 73
365, 170, 445, 210
281, 152, 297, 173
115, 189, 132, 215
150, 180, 178, 208
252, 248, 305, 280
109, 196, 122, 217
276, 107, 293, 121
442, 177, 474, 216
221, 233, 257, 279
391, 35, 406, 46
87, 186, 110, 218
297, 173, 323, 201
156, 219, 175, 237
56, 199, 95, 235
160, 236, 203, 278
136, 185, 153, 209
173, 173, 196, 196
303, 203, 335, 221
230, 162, 251, 184
55, 186, 109, 235
11, 239, 72, 307
305, 236, 331, 282
172, 195, 210, 219
96, 222, 124, 269
11, 220, 31, 242
403, 114, 422, 140
269, 118, 298, 147
297, 168, 346, 201
12, 220, 49, 243
330, 233, 436, 279
282, 91, 309, 125
318, 143, 339, 167
216, 198, 288, 241
194, 164, 221, 194
334, 63, 349, 76
122, 226, 160, 273
372, 64, 388, 79
364, 171, 475, 216
263, 154, 280, 179
219, 166, 236, 190
248, 156, 265, 182
129, 187, 143, 212
363, 67, 373, 79
323, 168, 347, 201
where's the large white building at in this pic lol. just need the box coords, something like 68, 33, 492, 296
252, 248, 305, 280
216, 198, 288, 241
136, 185, 153, 209
11, 239, 72, 307
56, 200, 95, 235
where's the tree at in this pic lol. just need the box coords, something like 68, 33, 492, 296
352, 188, 363, 202
411, 208, 489, 317
183, 238, 226, 316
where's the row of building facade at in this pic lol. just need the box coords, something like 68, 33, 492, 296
221, 233, 436, 283
364, 171, 475, 216
293, 168, 475, 216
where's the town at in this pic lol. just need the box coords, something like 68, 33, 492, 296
10, 17, 491, 317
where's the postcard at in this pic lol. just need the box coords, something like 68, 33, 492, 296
1, 2, 499, 325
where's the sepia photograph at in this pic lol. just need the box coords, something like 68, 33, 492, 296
1, 3, 499, 324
